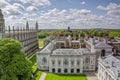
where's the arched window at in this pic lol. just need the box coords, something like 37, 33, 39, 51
71, 60, 74, 66
58, 69, 61, 73
52, 68, 55, 73
77, 69, 80, 73
58, 60, 61, 66
52, 60, 55, 66
64, 59, 68, 66
71, 69, 74, 73
77, 60, 80, 66
101, 49, 105, 57
42, 57, 47, 65
64, 69, 68, 73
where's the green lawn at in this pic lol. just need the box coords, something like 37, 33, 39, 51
29, 54, 37, 72
39, 38, 45, 47
45, 73, 87, 80
33, 71, 42, 80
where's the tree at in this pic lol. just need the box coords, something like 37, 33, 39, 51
0, 38, 32, 80
109, 31, 120, 37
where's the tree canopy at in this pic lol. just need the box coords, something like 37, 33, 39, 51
0, 38, 32, 80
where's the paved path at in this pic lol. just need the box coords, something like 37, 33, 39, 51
39, 72, 47, 80
85, 72, 98, 80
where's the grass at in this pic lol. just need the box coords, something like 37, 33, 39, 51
29, 54, 37, 72
39, 38, 45, 47
45, 73, 87, 80
33, 71, 42, 80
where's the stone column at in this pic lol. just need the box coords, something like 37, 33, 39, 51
80, 58, 83, 73
68, 58, 71, 73
61, 58, 64, 73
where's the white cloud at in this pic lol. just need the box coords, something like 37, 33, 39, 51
97, 3, 120, 17
1, 1, 119, 29
97, 3, 120, 10
0, 0, 10, 8
26, 6, 39, 12
4, 5, 22, 15
13, 3, 25, 11
0, 1, 24, 16
36, 8, 120, 29
97, 5, 107, 10
81, 1, 86, 5
8, 15, 17, 19
18, 0, 51, 6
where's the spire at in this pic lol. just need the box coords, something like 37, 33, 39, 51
12, 26, 15, 39
0, 9, 4, 20
0, 9, 5, 39
26, 21, 29, 30
13, 26, 15, 31
17, 26, 19, 31
35, 21, 38, 31
8, 26, 11, 37
0, 9, 3, 16
8, 26, 11, 32
0, 9, 5, 32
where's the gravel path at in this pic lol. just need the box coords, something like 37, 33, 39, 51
85, 72, 98, 80
39, 72, 47, 80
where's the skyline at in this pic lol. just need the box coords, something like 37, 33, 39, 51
0, 0, 120, 29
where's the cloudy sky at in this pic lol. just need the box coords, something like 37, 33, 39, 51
0, 0, 120, 29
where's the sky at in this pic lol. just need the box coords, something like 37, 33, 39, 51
0, 0, 120, 29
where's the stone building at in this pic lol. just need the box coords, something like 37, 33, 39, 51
36, 35, 114, 74
108, 37, 120, 56
98, 55, 120, 80
84, 37, 113, 69
0, 9, 39, 56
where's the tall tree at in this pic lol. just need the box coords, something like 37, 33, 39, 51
0, 38, 32, 80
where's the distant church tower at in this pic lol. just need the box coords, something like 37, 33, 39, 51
0, 9, 5, 39
68, 26, 70, 32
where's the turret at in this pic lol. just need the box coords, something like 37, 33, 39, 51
8, 26, 11, 37
26, 21, 29, 30
35, 21, 38, 31
0, 9, 5, 39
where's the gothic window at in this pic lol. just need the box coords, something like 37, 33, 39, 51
0, 27, 1, 32
42, 57, 47, 65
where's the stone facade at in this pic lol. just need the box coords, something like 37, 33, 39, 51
98, 55, 120, 80
36, 35, 113, 74
0, 9, 39, 56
